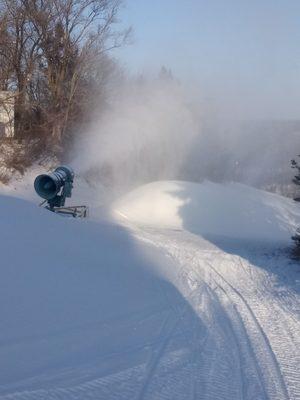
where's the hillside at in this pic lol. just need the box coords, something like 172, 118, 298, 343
0, 181, 299, 400
113, 180, 300, 241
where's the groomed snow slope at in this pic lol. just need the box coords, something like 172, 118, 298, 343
113, 180, 300, 242
0, 181, 300, 400
113, 181, 300, 400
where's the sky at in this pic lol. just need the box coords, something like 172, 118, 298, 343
115, 0, 300, 120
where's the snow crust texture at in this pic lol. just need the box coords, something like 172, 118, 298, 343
0, 181, 300, 400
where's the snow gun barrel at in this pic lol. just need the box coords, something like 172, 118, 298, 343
34, 166, 74, 201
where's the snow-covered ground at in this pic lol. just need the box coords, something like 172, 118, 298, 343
0, 180, 299, 399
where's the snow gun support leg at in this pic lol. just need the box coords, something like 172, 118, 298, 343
49, 205, 88, 218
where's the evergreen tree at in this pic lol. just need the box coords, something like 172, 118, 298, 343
291, 156, 300, 245
291, 156, 300, 191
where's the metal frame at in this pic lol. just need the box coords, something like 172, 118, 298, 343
48, 205, 88, 218
39, 200, 88, 218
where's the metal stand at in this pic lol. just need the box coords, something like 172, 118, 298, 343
50, 205, 88, 218
39, 200, 88, 218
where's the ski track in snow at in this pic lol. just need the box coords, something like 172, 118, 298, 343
132, 226, 300, 400
1, 224, 299, 399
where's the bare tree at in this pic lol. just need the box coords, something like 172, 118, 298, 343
0, 0, 129, 153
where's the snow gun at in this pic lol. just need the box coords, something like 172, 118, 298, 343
34, 166, 87, 218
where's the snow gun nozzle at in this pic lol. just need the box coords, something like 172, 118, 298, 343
34, 165, 74, 208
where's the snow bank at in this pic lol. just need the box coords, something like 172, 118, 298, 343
113, 181, 300, 242
0, 194, 179, 393
0, 182, 299, 398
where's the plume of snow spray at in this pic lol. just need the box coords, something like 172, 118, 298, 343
72, 76, 200, 199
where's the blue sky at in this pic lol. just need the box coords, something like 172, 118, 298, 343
115, 0, 300, 119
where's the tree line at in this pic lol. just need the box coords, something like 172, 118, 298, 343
0, 0, 129, 156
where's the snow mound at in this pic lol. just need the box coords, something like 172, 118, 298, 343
113, 180, 300, 242
0, 194, 181, 394
1, 184, 299, 398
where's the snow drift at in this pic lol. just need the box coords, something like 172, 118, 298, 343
113, 180, 300, 242
0, 194, 182, 396
0, 181, 300, 399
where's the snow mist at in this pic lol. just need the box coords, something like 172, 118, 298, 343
72, 76, 200, 198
